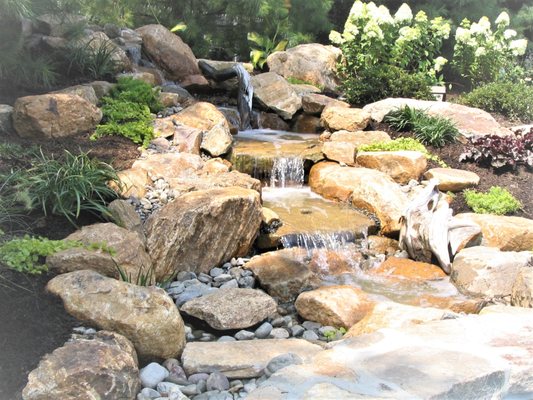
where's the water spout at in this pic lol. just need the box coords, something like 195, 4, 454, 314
232, 63, 253, 131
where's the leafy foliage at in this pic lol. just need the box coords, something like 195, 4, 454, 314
358, 137, 448, 167
248, 31, 288, 70
0, 236, 82, 274
384, 106, 459, 147
457, 81, 533, 122
464, 186, 522, 215
92, 77, 161, 147
459, 130, 533, 170
67, 37, 119, 80
14, 150, 120, 225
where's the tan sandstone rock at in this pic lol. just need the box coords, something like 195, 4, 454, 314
373, 257, 447, 281
424, 168, 480, 192
22, 331, 140, 400
322, 141, 356, 165
173, 102, 231, 132
136, 24, 200, 81
356, 150, 427, 184
47, 270, 186, 359
320, 106, 370, 132
52, 84, 99, 105
511, 267, 533, 308
13, 94, 102, 139
251, 72, 302, 120
146, 187, 262, 276
295, 285, 374, 329
302, 93, 349, 115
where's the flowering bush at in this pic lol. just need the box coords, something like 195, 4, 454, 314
452, 12, 528, 86
330, 1, 451, 83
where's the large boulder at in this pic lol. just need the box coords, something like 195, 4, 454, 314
322, 130, 392, 165
146, 187, 262, 276
356, 150, 427, 184
251, 72, 302, 120
309, 163, 408, 235
451, 246, 533, 298
153, 117, 203, 154
320, 106, 370, 132
302, 94, 349, 115
52, 84, 99, 105
181, 288, 277, 330
182, 339, 323, 379
345, 302, 449, 337
46, 223, 153, 280
294, 286, 374, 329
47, 270, 186, 359
424, 168, 480, 192
136, 24, 201, 81
78, 31, 131, 72
13, 94, 102, 139
172, 102, 230, 132
454, 213, 533, 251
249, 308, 533, 399
266, 44, 342, 93
22, 331, 140, 400
363, 98, 513, 139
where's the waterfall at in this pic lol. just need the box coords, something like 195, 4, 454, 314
280, 231, 357, 250
270, 157, 304, 188
125, 46, 142, 66
232, 64, 253, 131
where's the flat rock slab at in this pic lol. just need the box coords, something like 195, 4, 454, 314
182, 339, 323, 378
302, 93, 349, 115
249, 307, 533, 399
454, 213, 533, 252
321, 106, 370, 132
373, 257, 447, 282
363, 98, 512, 139
181, 288, 277, 330
424, 168, 480, 192
251, 72, 302, 120
356, 150, 427, 184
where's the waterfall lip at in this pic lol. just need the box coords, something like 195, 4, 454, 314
236, 129, 319, 143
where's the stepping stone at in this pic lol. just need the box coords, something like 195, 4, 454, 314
424, 168, 480, 192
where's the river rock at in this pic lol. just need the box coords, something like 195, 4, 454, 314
251, 72, 302, 120
146, 187, 262, 276
309, 163, 408, 235
136, 24, 200, 81
363, 98, 513, 139
46, 222, 153, 280
302, 94, 349, 115
13, 93, 102, 139
244, 248, 318, 302
345, 301, 449, 337
181, 288, 277, 330
201, 121, 233, 156
182, 339, 323, 378
249, 309, 533, 399
295, 286, 374, 329
52, 84, 99, 105
320, 106, 370, 132
140, 362, 169, 389
451, 246, 533, 299
47, 270, 186, 359
454, 213, 533, 251
266, 44, 342, 93
511, 267, 533, 308
424, 168, 480, 192
356, 150, 427, 184
373, 257, 447, 281
0, 104, 13, 134
22, 331, 139, 400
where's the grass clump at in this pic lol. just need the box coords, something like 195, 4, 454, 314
464, 186, 522, 215
15, 150, 120, 226
68, 37, 119, 80
384, 106, 459, 148
0, 236, 82, 274
92, 77, 162, 147
358, 137, 448, 168
457, 82, 533, 123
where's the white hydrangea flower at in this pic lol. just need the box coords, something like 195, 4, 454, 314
475, 47, 487, 57
397, 26, 420, 42
510, 39, 528, 56
495, 11, 510, 27
414, 10, 428, 23
394, 3, 413, 24
471, 17, 491, 35
329, 30, 344, 45
348, 1, 365, 21
375, 5, 394, 25
504, 29, 517, 40
431, 17, 451, 39
455, 27, 471, 44
434, 56, 448, 72
364, 20, 384, 40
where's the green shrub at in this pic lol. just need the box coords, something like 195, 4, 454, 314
15, 150, 120, 225
384, 106, 459, 147
457, 82, 533, 122
93, 77, 162, 147
464, 186, 522, 215
341, 65, 434, 105
0, 236, 82, 274
358, 137, 448, 167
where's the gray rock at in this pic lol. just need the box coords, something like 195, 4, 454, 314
220, 279, 239, 289
156, 381, 182, 396
271, 317, 285, 328
264, 353, 303, 377
165, 364, 188, 385
302, 330, 319, 341
243, 381, 257, 393
198, 273, 213, 284
196, 379, 207, 393
188, 373, 210, 384
235, 330, 255, 341
210, 267, 224, 277
269, 328, 289, 340
290, 325, 305, 337
181, 384, 199, 396
218, 336, 237, 342
178, 271, 197, 281
238, 276, 255, 288
176, 284, 218, 307
0, 104, 14, 135
214, 274, 233, 283
139, 387, 161, 399
254, 322, 273, 339
140, 362, 169, 389
302, 321, 321, 331
207, 372, 230, 391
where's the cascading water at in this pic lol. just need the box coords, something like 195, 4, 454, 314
232, 64, 253, 131
270, 156, 305, 188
